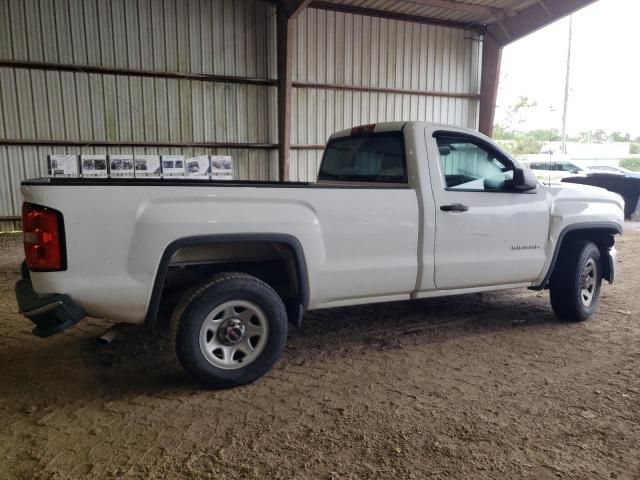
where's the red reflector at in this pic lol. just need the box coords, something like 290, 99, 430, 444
350, 124, 376, 136
22, 203, 65, 271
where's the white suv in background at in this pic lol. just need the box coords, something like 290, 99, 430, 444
525, 160, 586, 184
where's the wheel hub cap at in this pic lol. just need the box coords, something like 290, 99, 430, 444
218, 318, 246, 345
580, 258, 597, 307
198, 300, 269, 370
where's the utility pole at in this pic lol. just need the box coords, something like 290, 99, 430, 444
561, 16, 573, 155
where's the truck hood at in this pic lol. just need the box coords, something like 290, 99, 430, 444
544, 181, 625, 210
542, 182, 625, 230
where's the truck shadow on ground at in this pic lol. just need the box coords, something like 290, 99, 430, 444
1, 290, 560, 402
280, 291, 559, 365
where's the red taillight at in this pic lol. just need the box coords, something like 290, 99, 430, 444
350, 124, 376, 136
22, 203, 66, 271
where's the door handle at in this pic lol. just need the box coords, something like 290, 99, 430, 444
440, 203, 469, 212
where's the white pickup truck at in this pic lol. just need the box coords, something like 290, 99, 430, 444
16, 122, 624, 388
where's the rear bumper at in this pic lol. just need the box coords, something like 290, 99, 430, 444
15, 266, 85, 337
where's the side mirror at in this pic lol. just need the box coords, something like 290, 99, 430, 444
438, 146, 451, 156
512, 167, 538, 192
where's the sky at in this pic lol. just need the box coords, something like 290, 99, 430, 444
495, 0, 640, 138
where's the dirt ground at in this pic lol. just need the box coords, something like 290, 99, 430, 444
1, 230, 640, 480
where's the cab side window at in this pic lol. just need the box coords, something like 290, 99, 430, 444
435, 135, 515, 192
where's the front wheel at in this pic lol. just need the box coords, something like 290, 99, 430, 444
172, 273, 288, 388
549, 240, 602, 322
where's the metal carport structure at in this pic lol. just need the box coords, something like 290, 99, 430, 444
0, 0, 597, 230
276, 0, 598, 178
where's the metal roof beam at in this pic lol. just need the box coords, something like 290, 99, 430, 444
478, 34, 502, 137
278, 0, 313, 19
487, 0, 598, 46
276, 1, 313, 180
401, 0, 513, 17
309, 1, 484, 31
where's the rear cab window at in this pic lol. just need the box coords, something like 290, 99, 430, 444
318, 131, 408, 184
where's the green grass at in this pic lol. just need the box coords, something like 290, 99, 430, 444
620, 158, 640, 171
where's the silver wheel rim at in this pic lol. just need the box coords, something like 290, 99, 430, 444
580, 258, 598, 307
198, 300, 269, 370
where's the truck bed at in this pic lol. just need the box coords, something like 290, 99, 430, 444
23, 177, 312, 188
21, 176, 420, 323
23, 177, 409, 190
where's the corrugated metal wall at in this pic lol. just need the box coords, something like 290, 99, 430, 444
0, 0, 278, 229
0, 0, 484, 229
289, 8, 482, 181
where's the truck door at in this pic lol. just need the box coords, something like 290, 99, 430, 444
425, 127, 550, 290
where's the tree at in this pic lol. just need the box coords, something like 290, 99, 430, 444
609, 131, 631, 143
492, 97, 546, 154
502, 96, 538, 131
492, 124, 513, 141
527, 129, 561, 142
577, 129, 607, 143
512, 137, 543, 155
492, 97, 637, 154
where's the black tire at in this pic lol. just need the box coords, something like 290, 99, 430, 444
549, 240, 602, 322
172, 273, 288, 388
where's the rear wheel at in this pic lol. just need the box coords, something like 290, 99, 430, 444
549, 240, 602, 322
172, 273, 288, 388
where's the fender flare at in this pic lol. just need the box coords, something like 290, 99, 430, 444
531, 222, 623, 290
144, 233, 310, 332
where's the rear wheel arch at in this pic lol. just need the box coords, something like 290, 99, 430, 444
145, 234, 310, 333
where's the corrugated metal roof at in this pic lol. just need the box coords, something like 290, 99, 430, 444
311, 0, 540, 26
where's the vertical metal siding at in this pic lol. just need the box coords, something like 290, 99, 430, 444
0, 0, 485, 216
290, 8, 482, 182
1, 0, 277, 77
0, 144, 277, 219
0, 0, 278, 219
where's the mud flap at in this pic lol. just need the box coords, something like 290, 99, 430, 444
286, 302, 304, 328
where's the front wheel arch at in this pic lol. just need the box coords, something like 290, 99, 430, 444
549, 240, 602, 322
536, 223, 621, 289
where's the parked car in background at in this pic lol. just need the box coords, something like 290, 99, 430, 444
563, 171, 640, 218
524, 160, 586, 184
